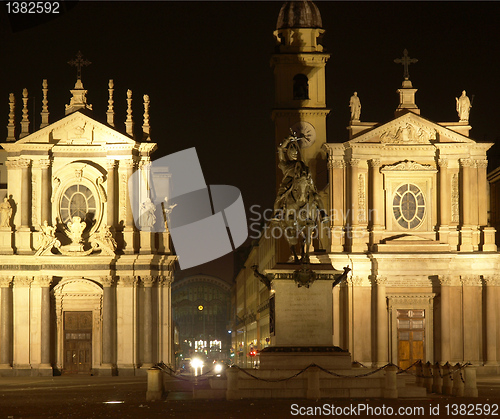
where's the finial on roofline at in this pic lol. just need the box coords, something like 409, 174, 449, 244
20, 88, 29, 138
125, 89, 134, 137
7, 93, 15, 142
142, 94, 150, 141
107, 79, 115, 127
40, 79, 49, 129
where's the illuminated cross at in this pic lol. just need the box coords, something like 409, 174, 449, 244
68, 51, 92, 80
394, 49, 418, 81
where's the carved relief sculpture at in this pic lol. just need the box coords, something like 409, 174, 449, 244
35, 220, 60, 256
451, 173, 459, 223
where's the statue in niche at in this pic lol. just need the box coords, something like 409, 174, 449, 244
35, 220, 60, 256
0, 197, 12, 228
349, 92, 361, 121
456, 90, 472, 122
140, 197, 156, 228
272, 133, 328, 263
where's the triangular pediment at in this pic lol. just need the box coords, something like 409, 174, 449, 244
349, 112, 475, 145
10, 111, 137, 147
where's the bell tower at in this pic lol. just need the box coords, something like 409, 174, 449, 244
271, 0, 330, 186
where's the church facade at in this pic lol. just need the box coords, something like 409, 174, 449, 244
0, 66, 176, 376
234, 1, 500, 373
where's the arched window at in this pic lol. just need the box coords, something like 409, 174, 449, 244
293, 74, 309, 100
393, 184, 425, 229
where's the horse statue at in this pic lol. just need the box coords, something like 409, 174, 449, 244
275, 172, 326, 264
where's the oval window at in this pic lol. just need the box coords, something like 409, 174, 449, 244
60, 184, 96, 224
393, 184, 425, 229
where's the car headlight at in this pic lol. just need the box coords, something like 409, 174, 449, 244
213, 363, 223, 374
190, 358, 204, 369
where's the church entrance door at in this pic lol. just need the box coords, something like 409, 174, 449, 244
397, 309, 425, 370
64, 311, 92, 374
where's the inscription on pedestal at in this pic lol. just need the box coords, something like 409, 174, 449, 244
272, 279, 333, 346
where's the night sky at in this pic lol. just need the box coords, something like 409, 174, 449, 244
2, 1, 500, 280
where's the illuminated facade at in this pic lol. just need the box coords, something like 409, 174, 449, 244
0, 72, 176, 376
234, 1, 500, 373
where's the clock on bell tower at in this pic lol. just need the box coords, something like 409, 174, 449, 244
271, 0, 330, 186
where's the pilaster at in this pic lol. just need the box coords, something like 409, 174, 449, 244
0, 276, 13, 370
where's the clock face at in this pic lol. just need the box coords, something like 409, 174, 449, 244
291, 121, 316, 148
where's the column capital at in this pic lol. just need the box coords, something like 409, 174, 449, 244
5, 159, 19, 169
17, 158, 31, 169
13, 276, 34, 287
141, 275, 156, 287
34, 275, 52, 287
483, 275, 500, 286
459, 158, 473, 168
35, 159, 51, 169
100, 276, 115, 287
369, 158, 382, 168
327, 157, 344, 169
461, 275, 482, 286
0, 276, 13, 287
373, 275, 387, 285
120, 159, 136, 170
475, 159, 488, 169
438, 158, 448, 168
438, 275, 453, 286
348, 158, 361, 168
158, 276, 173, 287
106, 159, 118, 170
116, 276, 138, 286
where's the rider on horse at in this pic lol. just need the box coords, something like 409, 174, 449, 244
272, 133, 328, 223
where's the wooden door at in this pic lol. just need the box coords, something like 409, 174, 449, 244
64, 311, 92, 374
397, 309, 425, 370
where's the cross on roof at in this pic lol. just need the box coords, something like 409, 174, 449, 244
68, 51, 92, 80
394, 49, 418, 81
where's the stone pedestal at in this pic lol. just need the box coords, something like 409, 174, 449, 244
260, 264, 351, 370
15, 228, 32, 254
0, 228, 13, 254
140, 230, 156, 254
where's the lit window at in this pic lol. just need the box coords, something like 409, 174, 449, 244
60, 184, 96, 224
393, 184, 425, 229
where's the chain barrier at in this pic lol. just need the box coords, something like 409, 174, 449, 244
154, 362, 214, 383
153, 359, 473, 386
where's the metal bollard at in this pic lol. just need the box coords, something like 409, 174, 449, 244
442, 362, 453, 395
423, 362, 433, 393
452, 364, 464, 397
464, 365, 478, 397
146, 368, 164, 401
415, 361, 424, 387
226, 366, 240, 400
432, 362, 443, 394
383, 365, 398, 399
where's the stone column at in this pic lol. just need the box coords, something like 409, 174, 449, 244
101, 277, 115, 373
349, 159, 360, 229
142, 276, 155, 368
0, 277, 13, 368
39, 159, 51, 225
120, 159, 137, 253
439, 276, 451, 362
438, 158, 450, 225
328, 157, 344, 252
476, 159, 488, 226
12, 276, 33, 370
116, 276, 137, 372
159, 275, 173, 365
375, 276, 388, 367
484, 276, 498, 366
369, 159, 383, 250
106, 160, 117, 230
459, 158, 473, 251
39, 276, 52, 369
19, 158, 31, 228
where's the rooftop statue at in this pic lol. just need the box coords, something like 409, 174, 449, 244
456, 90, 472, 122
349, 92, 361, 121
272, 132, 328, 263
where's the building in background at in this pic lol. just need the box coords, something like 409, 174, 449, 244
172, 274, 231, 367
234, 1, 500, 373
